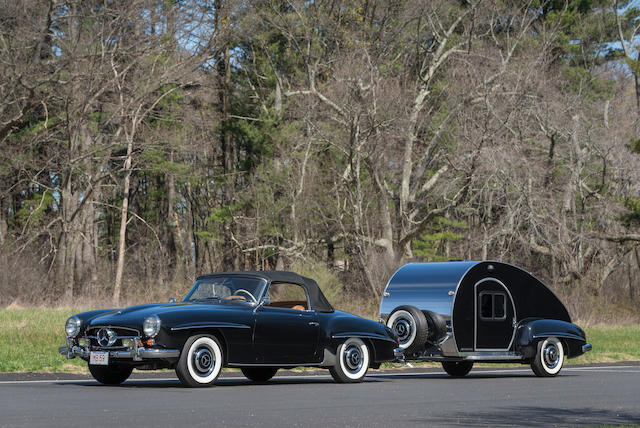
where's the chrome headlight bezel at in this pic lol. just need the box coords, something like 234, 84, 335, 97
143, 315, 161, 337
65, 316, 81, 338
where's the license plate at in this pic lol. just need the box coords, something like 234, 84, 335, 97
89, 351, 109, 365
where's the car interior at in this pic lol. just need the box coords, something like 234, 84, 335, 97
265, 282, 309, 311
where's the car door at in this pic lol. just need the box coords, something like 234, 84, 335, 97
475, 278, 516, 350
253, 282, 320, 364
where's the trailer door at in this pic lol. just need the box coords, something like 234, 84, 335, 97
474, 279, 516, 350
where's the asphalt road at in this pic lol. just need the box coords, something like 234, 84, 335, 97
1, 364, 640, 427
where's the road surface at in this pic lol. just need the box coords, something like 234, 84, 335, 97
1, 364, 639, 427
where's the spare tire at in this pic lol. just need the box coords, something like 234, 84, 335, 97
424, 310, 448, 342
387, 306, 429, 355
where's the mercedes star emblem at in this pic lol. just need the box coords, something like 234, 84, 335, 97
97, 328, 117, 347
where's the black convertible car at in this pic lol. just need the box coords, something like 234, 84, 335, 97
60, 271, 400, 387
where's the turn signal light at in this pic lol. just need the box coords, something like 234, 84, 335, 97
145, 338, 155, 346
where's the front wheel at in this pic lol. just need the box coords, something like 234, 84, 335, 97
241, 367, 278, 383
329, 338, 370, 383
531, 337, 564, 377
441, 361, 473, 377
88, 364, 133, 385
175, 335, 224, 387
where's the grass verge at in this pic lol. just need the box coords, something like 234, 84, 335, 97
1, 308, 639, 373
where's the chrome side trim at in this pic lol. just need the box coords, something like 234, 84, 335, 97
331, 332, 397, 343
455, 351, 523, 361
227, 362, 322, 367
408, 352, 524, 362
531, 332, 587, 342
171, 322, 250, 331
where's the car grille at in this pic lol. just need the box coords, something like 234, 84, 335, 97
85, 326, 140, 350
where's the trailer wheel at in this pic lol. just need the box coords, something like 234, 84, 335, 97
531, 337, 564, 377
387, 306, 429, 355
441, 361, 473, 377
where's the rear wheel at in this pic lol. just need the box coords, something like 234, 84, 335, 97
441, 361, 473, 377
386, 306, 429, 355
175, 335, 224, 387
241, 367, 278, 383
88, 364, 133, 385
329, 338, 370, 383
531, 337, 564, 377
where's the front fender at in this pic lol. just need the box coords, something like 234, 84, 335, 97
515, 318, 588, 359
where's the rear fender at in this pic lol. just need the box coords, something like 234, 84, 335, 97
515, 318, 587, 359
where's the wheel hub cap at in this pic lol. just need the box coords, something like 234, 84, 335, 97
194, 348, 214, 374
344, 346, 362, 372
393, 319, 412, 343
543, 344, 559, 368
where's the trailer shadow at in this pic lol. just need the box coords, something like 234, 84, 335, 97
415, 406, 640, 427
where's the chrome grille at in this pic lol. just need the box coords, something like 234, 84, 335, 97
85, 326, 139, 350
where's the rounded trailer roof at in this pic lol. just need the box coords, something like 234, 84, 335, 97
385, 261, 481, 290
380, 261, 481, 318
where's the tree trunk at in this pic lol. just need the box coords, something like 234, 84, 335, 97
113, 135, 134, 306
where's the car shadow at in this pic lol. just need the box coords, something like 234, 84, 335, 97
412, 406, 640, 427
56, 375, 376, 388
57, 369, 560, 388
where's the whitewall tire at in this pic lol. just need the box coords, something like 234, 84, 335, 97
386, 306, 429, 355
329, 337, 370, 383
531, 337, 564, 377
176, 335, 223, 387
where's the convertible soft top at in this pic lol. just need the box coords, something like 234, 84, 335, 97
197, 270, 334, 313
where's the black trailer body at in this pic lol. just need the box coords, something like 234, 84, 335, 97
379, 261, 591, 377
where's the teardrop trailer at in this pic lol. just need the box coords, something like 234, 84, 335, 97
380, 261, 592, 377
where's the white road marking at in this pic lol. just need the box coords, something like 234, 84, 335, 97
0, 365, 638, 385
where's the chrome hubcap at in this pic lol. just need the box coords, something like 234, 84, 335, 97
193, 347, 214, 375
543, 344, 559, 369
393, 319, 412, 343
344, 345, 363, 373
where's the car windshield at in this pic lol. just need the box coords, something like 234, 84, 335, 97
183, 275, 268, 304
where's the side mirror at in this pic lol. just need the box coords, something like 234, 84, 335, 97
261, 295, 271, 305
168, 297, 176, 303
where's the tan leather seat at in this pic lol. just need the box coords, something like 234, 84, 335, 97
291, 304, 305, 311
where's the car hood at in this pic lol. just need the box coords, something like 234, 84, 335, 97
88, 300, 253, 329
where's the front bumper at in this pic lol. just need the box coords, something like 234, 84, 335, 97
582, 343, 592, 353
59, 337, 179, 361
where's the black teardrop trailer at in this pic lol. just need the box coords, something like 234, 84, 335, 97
379, 261, 591, 377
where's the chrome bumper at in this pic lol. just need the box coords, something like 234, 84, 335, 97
582, 343, 592, 353
59, 340, 179, 362
394, 347, 405, 362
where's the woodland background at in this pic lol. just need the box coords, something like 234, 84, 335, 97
1, 0, 640, 320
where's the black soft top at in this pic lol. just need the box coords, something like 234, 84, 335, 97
197, 270, 334, 313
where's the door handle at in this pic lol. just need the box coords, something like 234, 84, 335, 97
308, 321, 319, 326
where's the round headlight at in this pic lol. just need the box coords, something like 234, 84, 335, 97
143, 315, 161, 337
65, 316, 81, 337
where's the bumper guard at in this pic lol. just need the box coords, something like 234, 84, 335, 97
59, 337, 180, 362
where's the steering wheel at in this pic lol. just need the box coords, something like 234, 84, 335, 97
234, 289, 257, 303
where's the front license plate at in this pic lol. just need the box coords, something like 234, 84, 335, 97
90, 351, 109, 365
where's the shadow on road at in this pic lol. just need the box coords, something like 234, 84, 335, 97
55, 368, 561, 388
55, 376, 373, 388
413, 406, 640, 427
